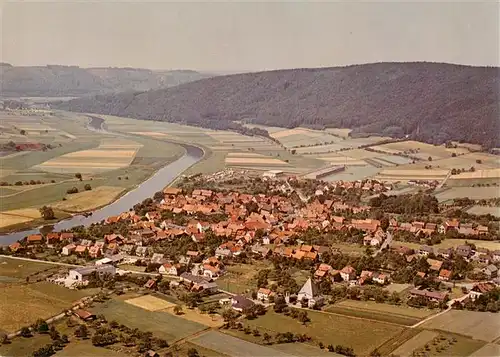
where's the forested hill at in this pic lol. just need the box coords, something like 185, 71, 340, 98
0, 63, 212, 97
56, 62, 500, 147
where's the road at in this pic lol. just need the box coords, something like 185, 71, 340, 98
410, 294, 469, 329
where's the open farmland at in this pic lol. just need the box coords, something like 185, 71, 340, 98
0, 208, 43, 228
371, 141, 469, 160
391, 239, 500, 252
326, 300, 433, 326
239, 309, 404, 356
466, 205, 500, 217
420, 310, 500, 342
469, 343, 500, 357
375, 168, 449, 182
35, 138, 142, 174
0, 256, 59, 280
0, 282, 91, 333
92, 299, 206, 342
0, 112, 186, 223
435, 187, 500, 202
216, 262, 271, 294
51, 186, 124, 212
390, 330, 439, 356
447, 168, 500, 186
192, 331, 295, 357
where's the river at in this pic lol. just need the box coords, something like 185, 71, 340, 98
0, 116, 204, 245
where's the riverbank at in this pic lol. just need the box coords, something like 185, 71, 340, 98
0, 115, 205, 245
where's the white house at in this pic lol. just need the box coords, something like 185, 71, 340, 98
159, 263, 180, 276
262, 170, 284, 179
257, 288, 274, 301
340, 266, 356, 281
297, 278, 323, 308
61, 244, 76, 256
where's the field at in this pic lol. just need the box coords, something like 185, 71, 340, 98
0, 282, 91, 333
326, 300, 433, 326
435, 187, 500, 202
216, 262, 271, 294
55, 342, 122, 356
0, 111, 186, 224
0, 256, 58, 280
390, 330, 485, 357
0, 208, 42, 228
390, 330, 439, 356
191, 330, 294, 357
420, 310, 500, 342
125, 294, 176, 311
239, 309, 404, 356
51, 186, 124, 212
467, 205, 500, 217
35, 138, 143, 174
392, 239, 500, 252
469, 343, 500, 357
91, 299, 206, 342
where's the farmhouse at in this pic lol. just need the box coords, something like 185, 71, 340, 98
69, 265, 116, 281
262, 170, 284, 179
469, 282, 496, 300
73, 309, 96, 321
482, 264, 498, 279
257, 288, 274, 301
340, 266, 356, 281
409, 289, 448, 303
62, 244, 76, 256
231, 295, 255, 312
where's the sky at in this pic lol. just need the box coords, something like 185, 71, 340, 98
1, 1, 499, 71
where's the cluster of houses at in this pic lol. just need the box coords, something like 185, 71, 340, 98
313, 263, 390, 286
389, 218, 490, 237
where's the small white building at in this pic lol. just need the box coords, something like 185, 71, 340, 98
61, 244, 76, 256
262, 170, 284, 179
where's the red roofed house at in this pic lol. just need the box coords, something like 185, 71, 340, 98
27, 234, 43, 245
438, 269, 452, 281
257, 288, 274, 301
340, 266, 356, 281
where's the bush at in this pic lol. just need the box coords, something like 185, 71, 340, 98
67, 187, 78, 194
84, 184, 92, 191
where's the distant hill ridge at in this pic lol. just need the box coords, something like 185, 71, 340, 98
0, 64, 212, 97
56, 62, 500, 147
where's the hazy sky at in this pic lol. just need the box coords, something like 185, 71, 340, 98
1, 1, 499, 71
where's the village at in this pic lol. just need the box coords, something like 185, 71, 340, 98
1, 172, 499, 357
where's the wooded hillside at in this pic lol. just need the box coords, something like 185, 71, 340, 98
56, 62, 500, 147
0, 63, 211, 97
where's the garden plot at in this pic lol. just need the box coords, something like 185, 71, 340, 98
389, 330, 439, 356
270, 128, 340, 148
125, 294, 176, 311
35, 139, 142, 174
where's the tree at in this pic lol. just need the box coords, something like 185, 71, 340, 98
273, 296, 287, 313
173, 305, 183, 315
20, 130, 26, 135
74, 324, 88, 339
263, 332, 272, 344
20, 327, 31, 337
222, 309, 238, 322
187, 348, 200, 357
428, 156, 432, 161
67, 187, 78, 194
49, 326, 60, 340
380, 217, 390, 231
60, 334, 69, 344
451, 153, 457, 157
476, 159, 482, 164
39, 206, 55, 220
75, 173, 82, 181
84, 184, 92, 191
36, 319, 49, 334
154, 191, 165, 201
297, 311, 310, 325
